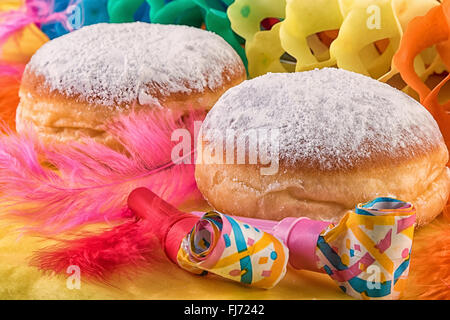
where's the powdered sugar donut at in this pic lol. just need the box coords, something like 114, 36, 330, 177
195, 68, 450, 227
17, 22, 246, 148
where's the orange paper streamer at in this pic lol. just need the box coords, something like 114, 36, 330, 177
393, 1, 450, 300
394, 0, 450, 162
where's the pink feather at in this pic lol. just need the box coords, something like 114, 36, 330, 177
0, 0, 78, 47
30, 188, 195, 283
30, 219, 165, 283
0, 110, 205, 234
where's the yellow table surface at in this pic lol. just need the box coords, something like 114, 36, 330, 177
0, 211, 446, 300
0, 219, 352, 300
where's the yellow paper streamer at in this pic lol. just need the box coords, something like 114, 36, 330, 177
279, 0, 346, 72
330, 0, 402, 79
246, 23, 294, 77
227, 0, 286, 43
228, 0, 442, 83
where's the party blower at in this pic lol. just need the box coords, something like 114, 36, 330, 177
33, 187, 415, 300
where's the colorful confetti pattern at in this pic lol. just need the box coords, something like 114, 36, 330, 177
177, 211, 289, 289
316, 197, 415, 300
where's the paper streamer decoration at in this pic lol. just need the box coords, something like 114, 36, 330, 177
279, 0, 345, 72
1, 0, 442, 79
329, 0, 402, 79
394, 0, 450, 164
228, 0, 441, 79
245, 23, 295, 77
227, 0, 286, 77
177, 211, 289, 289
107, 0, 148, 23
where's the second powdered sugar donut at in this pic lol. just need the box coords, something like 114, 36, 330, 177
195, 68, 450, 227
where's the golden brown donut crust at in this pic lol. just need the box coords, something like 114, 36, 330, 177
195, 145, 449, 227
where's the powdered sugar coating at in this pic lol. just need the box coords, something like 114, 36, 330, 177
26, 22, 242, 107
201, 68, 444, 171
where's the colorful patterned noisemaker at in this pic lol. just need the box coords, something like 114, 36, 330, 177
192, 197, 416, 299
315, 198, 415, 299
31, 188, 416, 300
177, 211, 289, 289
127, 188, 416, 299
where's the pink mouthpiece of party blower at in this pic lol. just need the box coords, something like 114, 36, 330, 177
191, 213, 330, 272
